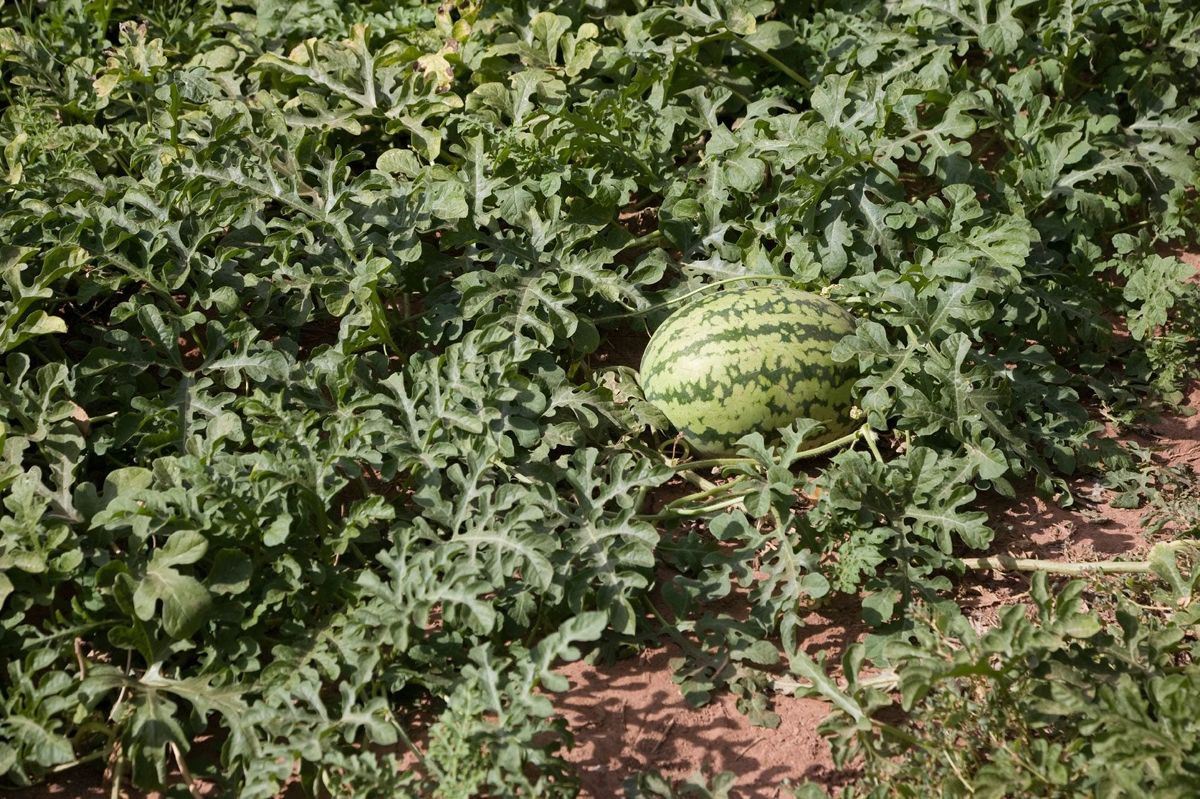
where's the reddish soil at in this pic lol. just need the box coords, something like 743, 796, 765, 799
4, 774, 105, 799
555, 646, 841, 798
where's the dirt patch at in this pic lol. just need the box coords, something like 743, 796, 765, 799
556, 646, 841, 798
1145, 385, 1200, 471
3, 770, 107, 798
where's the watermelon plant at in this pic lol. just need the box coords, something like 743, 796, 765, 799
0, 0, 1197, 796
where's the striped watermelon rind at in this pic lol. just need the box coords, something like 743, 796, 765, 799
639, 286, 858, 455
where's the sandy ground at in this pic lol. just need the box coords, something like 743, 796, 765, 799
9, 266, 1199, 798
556, 645, 847, 798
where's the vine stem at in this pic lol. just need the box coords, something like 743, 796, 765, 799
723, 29, 814, 89
49, 750, 106, 774
663, 475, 751, 510
644, 425, 875, 519
75, 637, 88, 679
771, 670, 899, 695
866, 154, 902, 186
678, 469, 719, 492
169, 741, 204, 799
108, 744, 125, 799
395, 724, 430, 775
797, 425, 872, 461
958, 554, 1156, 575
672, 456, 757, 472
623, 228, 666, 250
652, 492, 756, 519
862, 425, 885, 464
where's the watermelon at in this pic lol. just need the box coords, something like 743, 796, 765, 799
639, 285, 858, 455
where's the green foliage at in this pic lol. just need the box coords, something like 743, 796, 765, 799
799, 566, 1200, 798
628, 767, 738, 798
0, 0, 1197, 795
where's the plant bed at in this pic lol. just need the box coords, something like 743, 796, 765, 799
1, 2, 1198, 798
